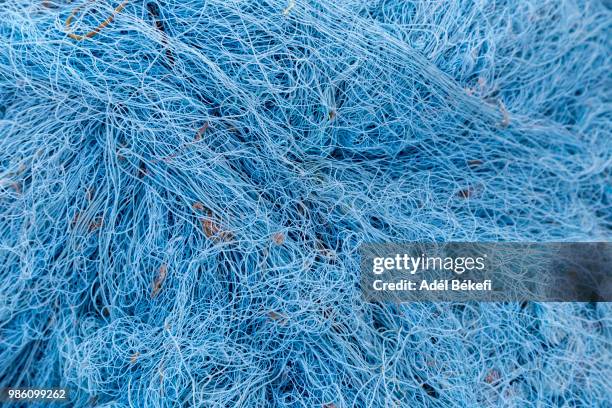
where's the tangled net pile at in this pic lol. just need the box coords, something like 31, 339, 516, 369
1, 0, 611, 406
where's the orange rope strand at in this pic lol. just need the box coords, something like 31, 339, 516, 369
65, 0, 129, 41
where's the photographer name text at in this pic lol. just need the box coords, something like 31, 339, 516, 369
372, 279, 492, 292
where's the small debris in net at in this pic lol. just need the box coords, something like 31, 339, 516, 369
478, 77, 486, 90
151, 264, 168, 298
42, 0, 59, 8
192, 201, 205, 211
268, 311, 287, 324
89, 218, 104, 231
161, 153, 177, 163
200, 214, 233, 241
130, 352, 140, 364
485, 369, 500, 384
456, 186, 479, 199
195, 123, 209, 141
272, 231, 285, 245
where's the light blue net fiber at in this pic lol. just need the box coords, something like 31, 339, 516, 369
0, 0, 610, 406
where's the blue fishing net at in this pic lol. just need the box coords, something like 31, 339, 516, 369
0, 0, 610, 406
